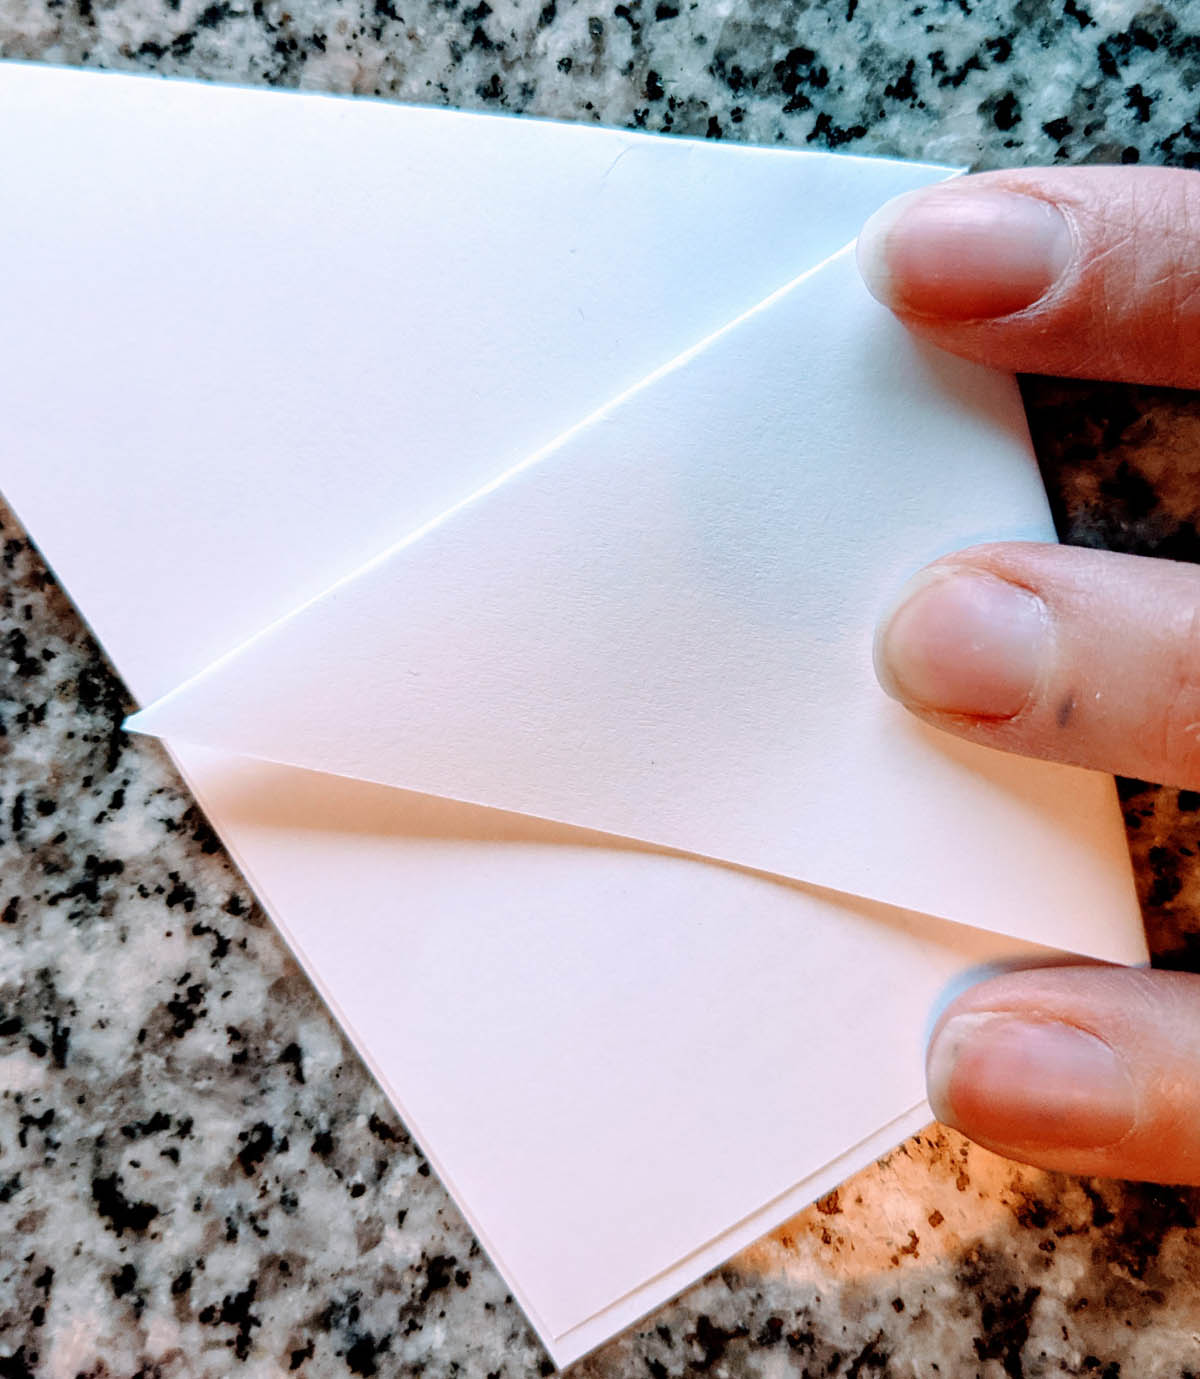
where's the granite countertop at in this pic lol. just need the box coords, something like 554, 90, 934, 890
4, 1, 1200, 1375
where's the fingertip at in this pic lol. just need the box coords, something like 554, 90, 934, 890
927, 1009, 1137, 1154
857, 183, 1073, 321
873, 564, 1048, 720
856, 188, 920, 310
923, 967, 1200, 1183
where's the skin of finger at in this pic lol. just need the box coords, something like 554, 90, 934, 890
883, 166, 1200, 388
895, 541, 1200, 789
930, 965, 1200, 1183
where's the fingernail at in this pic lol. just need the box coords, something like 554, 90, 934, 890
857, 186, 1073, 320
927, 1013, 1136, 1151
875, 568, 1049, 719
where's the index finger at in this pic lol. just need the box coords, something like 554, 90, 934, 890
856, 165, 1200, 388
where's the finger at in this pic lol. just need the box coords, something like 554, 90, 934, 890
927, 964, 1200, 1183
874, 541, 1200, 789
855, 166, 1200, 388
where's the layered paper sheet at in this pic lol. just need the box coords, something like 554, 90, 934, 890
130, 249, 1138, 961
0, 62, 1146, 1367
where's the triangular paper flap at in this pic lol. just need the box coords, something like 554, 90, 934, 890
0, 62, 956, 704
178, 745, 1088, 1348
0, 67, 1146, 1367
132, 250, 1146, 966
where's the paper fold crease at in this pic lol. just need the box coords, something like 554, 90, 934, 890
0, 61, 1148, 1369
130, 249, 1145, 966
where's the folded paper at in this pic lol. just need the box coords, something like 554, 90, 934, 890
130, 247, 1140, 962
0, 62, 1146, 1368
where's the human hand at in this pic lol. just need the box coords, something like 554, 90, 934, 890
858, 167, 1200, 1184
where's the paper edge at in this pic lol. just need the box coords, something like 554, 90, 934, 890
0, 58, 964, 179
123, 238, 872, 737
171, 745, 940, 1370
0, 68, 1120, 1361
546, 1101, 937, 1368
150, 731, 1149, 967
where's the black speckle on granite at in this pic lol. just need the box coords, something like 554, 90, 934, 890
4, 0, 1200, 1373
958, 1244, 1041, 1379
91, 1172, 162, 1236
0, 0, 1196, 167
235, 1121, 276, 1177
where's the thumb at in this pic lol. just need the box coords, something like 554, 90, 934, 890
927, 965, 1200, 1183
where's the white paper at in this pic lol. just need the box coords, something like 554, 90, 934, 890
0, 60, 956, 704
181, 747, 1067, 1350
132, 250, 1142, 964
0, 62, 1147, 1368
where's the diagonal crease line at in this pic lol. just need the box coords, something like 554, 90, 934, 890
127, 234, 865, 729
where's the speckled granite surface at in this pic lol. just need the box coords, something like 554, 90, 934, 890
3, 1, 1200, 1375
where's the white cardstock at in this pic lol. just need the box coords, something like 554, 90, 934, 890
0, 62, 1146, 1368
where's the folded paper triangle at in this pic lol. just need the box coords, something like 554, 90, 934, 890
0, 60, 958, 704
130, 248, 1143, 964
178, 748, 1075, 1357
0, 63, 1148, 1371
